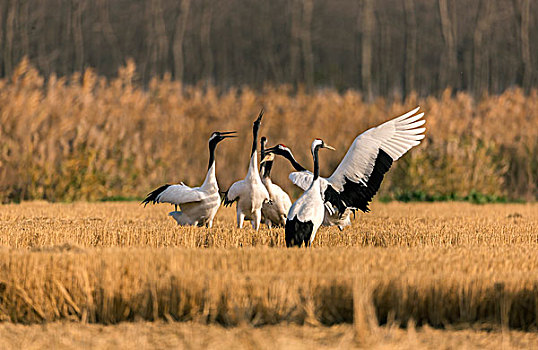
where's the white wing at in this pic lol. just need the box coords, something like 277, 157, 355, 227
223, 180, 246, 206
143, 184, 208, 206
289, 171, 314, 191
288, 172, 337, 215
326, 107, 425, 212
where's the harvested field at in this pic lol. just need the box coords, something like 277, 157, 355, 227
0, 202, 537, 338
0, 202, 536, 248
1, 322, 537, 350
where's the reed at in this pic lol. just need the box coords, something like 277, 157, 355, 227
0, 60, 536, 202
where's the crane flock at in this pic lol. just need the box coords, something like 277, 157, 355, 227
143, 107, 426, 247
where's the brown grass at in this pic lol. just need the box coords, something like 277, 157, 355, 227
1, 322, 537, 349
0, 202, 537, 330
0, 202, 535, 248
1, 59, 537, 202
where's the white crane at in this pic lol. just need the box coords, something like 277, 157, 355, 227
259, 137, 292, 227
266, 107, 426, 232
223, 111, 270, 230
286, 139, 335, 247
142, 131, 236, 227
261, 143, 352, 230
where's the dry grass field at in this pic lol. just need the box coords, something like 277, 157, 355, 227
2, 322, 538, 349
0, 201, 537, 348
1, 201, 536, 248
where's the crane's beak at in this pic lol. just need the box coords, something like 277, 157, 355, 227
323, 144, 336, 151
254, 109, 264, 124
264, 146, 278, 153
260, 153, 274, 164
220, 131, 237, 138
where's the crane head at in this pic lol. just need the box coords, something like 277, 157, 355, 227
260, 152, 275, 164
311, 139, 335, 155
264, 144, 293, 157
209, 131, 237, 144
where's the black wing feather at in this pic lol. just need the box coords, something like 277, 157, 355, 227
221, 190, 237, 207
326, 149, 393, 214
141, 184, 171, 207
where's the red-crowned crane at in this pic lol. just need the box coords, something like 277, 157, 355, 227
142, 131, 236, 227
285, 139, 335, 247
259, 136, 292, 227
223, 111, 270, 231
265, 107, 426, 237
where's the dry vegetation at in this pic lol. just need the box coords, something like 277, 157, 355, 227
1, 322, 538, 350
0, 202, 536, 248
0, 202, 536, 334
1, 60, 537, 203
1, 60, 537, 347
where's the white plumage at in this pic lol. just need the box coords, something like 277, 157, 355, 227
290, 107, 425, 216
285, 139, 335, 247
261, 144, 349, 229
273, 107, 425, 229
224, 111, 270, 231
260, 152, 292, 227
142, 131, 236, 227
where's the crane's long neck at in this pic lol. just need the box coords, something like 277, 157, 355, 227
260, 139, 266, 174
312, 146, 320, 181
251, 122, 260, 156
202, 140, 218, 189
283, 152, 307, 172
208, 140, 217, 171
262, 160, 273, 179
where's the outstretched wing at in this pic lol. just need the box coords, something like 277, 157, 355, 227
289, 171, 314, 191
142, 184, 207, 206
222, 180, 246, 207
326, 107, 426, 213
288, 171, 338, 215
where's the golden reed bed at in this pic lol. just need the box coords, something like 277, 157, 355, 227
0, 201, 536, 330
1, 60, 537, 203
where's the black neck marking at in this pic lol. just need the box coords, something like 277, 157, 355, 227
262, 160, 274, 178
251, 113, 262, 156
312, 145, 321, 181
282, 151, 307, 172
208, 138, 218, 170
260, 138, 266, 173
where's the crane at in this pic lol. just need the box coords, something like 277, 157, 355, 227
266, 107, 426, 233
286, 139, 335, 247
259, 136, 292, 227
142, 131, 236, 227
223, 110, 270, 230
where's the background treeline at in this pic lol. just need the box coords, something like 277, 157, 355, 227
0, 0, 536, 97
0, 61, 536, 203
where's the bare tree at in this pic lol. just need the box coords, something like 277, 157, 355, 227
361, 0, 374, 100
290, 0, 302, 85
511, 0, 532, 93
472, 0, 492, 96
72, 0, 85, 73
144, 0, 169, 80
0, 0, 536, 95
98, 0, 122, 68
301, 0, 314, 91
172, 0, 191, 82
438, 0, 457, 89
4, 0, 16, 76
403, 0, 417, 97
200, 0, 213, 82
